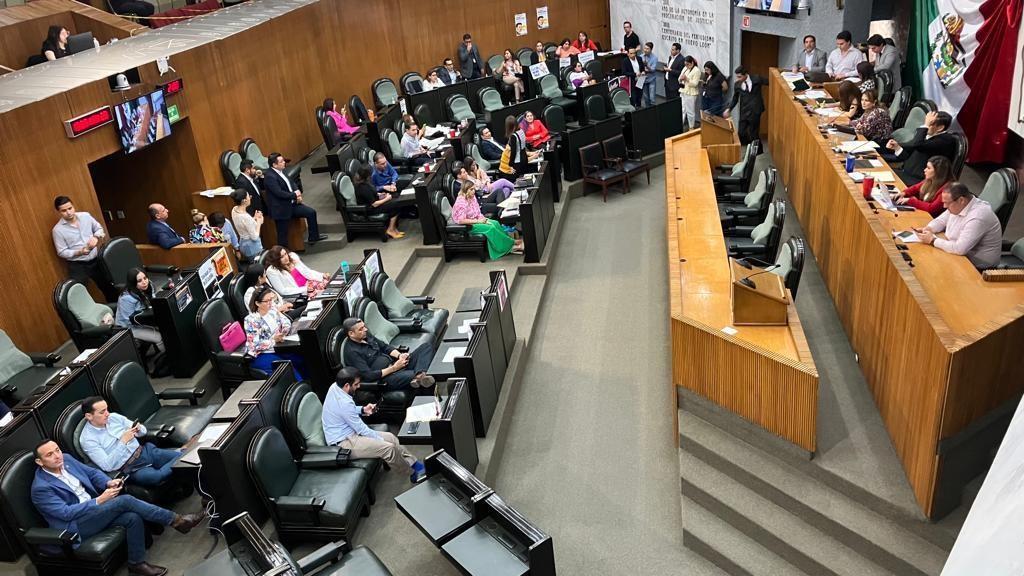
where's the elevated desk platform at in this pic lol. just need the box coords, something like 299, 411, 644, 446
767, 68, 1024, 518
667, 128, 819, 453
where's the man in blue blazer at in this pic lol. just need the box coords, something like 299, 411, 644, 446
31, 440, 204, 576
262, 152, 327, 249
145, 203, 184, 249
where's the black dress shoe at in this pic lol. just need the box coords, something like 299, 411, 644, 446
171, 511, 206, 534
308, 234, 328, 244
128, 562, 168, 576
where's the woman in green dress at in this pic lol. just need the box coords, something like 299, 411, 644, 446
450, 181, 524, 259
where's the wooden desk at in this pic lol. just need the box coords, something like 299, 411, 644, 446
767, 69, 1024, 518
667, 130, 818, 453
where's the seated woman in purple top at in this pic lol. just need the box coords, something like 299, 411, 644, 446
323, 98, 359, 139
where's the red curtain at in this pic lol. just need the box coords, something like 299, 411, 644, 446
957, 0, 1023, 164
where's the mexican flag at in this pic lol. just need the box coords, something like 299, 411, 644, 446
906, 0, 1022, 164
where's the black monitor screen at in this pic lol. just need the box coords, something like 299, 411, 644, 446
114, 90, 172, 153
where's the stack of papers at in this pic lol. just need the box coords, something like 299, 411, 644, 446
781, 71, 805, 82
400, 189, 416, 196
837, 140, 879, 153
802, 89, 830, 99
199, 186, 234, 197
813, 107, 842, 118
405, 402, 440, 423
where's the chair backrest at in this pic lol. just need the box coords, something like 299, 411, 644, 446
393, 115, 405, 136
950, 132, 968, 179
241, 139, 269, 170
342, 158, 361, 178
1011, 237, 1024, 262
585, 59, 604, 81
100, 237, 145, 292
602, 134, 627, 160
480, 88, 504, 112
610, 88, 634, 113
377, 274, 416, 317
771, 236, 806, 298
891, 87, 912, 126
196, 298, 235, 354
486, 54, 503, 75
360, 299, 399, 343
539, 75, 562, 100
281, 381, 327, 453
103, 361, 160, 422
55, 403, 94, 466
64, 282, 111, 328
543, 43, 557, 60
543, 104, 566, 132
875, 70, 892, 100
439, 194, 454, 226
413, 103, 434, 127
220, 150, 243, 186
314, 106, 330, 147
467, 143, 492, 172
401, 71, 424, 95
764, 201, 787, 260
0, 452, 48, 536
902, 100, 934, 133
384, 129, 404, 159
226, 274, 252, 322
52, 280, 85, 341
332, 173, 358, 221
372, 78, 399, 107
348, 95, 369, 124
979, 168, 1019, 232
0, 330, 32, 388
517, 47, 533, 68
559, 67, 574, 91
584, 95, 606, 121
579, 143, 604, 177
447, 94, 475, 123
247, 427, 299, 500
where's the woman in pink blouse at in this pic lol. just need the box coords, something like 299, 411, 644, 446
243, 285, 307, 379
323, 98, 360, 139
450, 181, 523, 258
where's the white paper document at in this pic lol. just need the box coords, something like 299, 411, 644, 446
871, 171, 896, 183
71, 349, 98, 364
802, 89, 829, 99
837, 140, 879, 152
456, 318, 478, 334
442, 346, 467, 363
400, 189, 416, 196
869, 159, 884, 168
405, 402, 440, 423
813, 107, 842, 118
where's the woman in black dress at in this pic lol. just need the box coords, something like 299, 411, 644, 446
41, 26, 69, 61
700, 61, 729, 117
353, 165, 404, 239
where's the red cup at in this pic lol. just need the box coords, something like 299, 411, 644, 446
424, 163, 431, 173
449, 129, 456, 138
862, 176, 875, 199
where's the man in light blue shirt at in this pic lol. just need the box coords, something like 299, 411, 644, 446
322, 368, 425, 483
80, 397, 185, 487
641, 42, 659, 108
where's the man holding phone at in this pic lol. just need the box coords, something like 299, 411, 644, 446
79, 397, 193, 487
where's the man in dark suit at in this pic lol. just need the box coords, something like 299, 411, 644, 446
440, 58, 461, 85
30, 440, 204, 576
885, 111, 957, 186
621, 47, 647, 108
233, 159, 266, 216
145, 203, 184, 249
663, 43, 685, 97
262, 152, 327, 248
458, 34, 483, 79
724, 66, 766, 145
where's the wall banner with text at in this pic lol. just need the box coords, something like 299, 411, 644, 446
610, 0, 730, 72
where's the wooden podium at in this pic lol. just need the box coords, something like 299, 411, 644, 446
700, 111, 739, 147
729, 258, 790, 326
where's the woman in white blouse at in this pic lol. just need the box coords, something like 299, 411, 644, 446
264, 245, 330, 297
230, 189, 264, 260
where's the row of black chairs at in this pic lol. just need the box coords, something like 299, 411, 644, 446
579, 135, 651, 202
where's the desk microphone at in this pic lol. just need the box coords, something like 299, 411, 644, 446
739, 264, 781, 289
736, 257, 773, 270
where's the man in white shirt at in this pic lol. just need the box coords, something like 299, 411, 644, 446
915, 183, 1003, 269
79, 397, 187, 486
400, 123, 432, 166
52, 196, 117, 301
826, 30, 865, 80
322, 368, 426, 483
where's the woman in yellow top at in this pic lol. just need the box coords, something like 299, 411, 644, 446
677, 56, 701, 130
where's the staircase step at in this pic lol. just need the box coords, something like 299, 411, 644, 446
680, 411, 948, 575
683, 494, 805, 576
396, 253, 443, 296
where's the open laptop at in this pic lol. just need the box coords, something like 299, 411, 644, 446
66, 32, 95, 56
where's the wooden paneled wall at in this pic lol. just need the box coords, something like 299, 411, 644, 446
0, 0, 609, 353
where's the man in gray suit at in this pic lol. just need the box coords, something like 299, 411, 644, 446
458, 33, 483, 79
867, 35, 901, 91
663, 43, 685, 97
791, 35, 827, 75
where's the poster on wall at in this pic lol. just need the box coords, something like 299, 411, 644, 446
1011, 16, 1024, 138
515, 13, 528, 37
609, 0, 730, 82
536, 6, 549, 29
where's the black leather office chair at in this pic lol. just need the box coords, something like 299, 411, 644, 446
99, 237, 177, 294
432, 190, 488, 262
325, 328, 415, 423
997, 237, 1024, 269
220, 149, 243, 187
280, 381, 384, 501
892, 100, 937, 145
539, 75, 576, 112
979, 168, 1020, 234
315, 106, 332, 148
365, 272, 449, 341
372, 78, 399, 109
446, 94, 478, 125
103, 361, 217, 447
381, 128, 414, 172
950, 132, 969, 179
713, 140, 759, 194
542, 104, 566, 134
724, 200, 786, 261
332, 172, 392, 243
770, 237, 806, 299
0, 451, 127, 576
196, 299, 268, 400
602, 134, 649, 187
400, 71, 424, 95
478, 87, 504, 123
558, 67, 576, 97
52, 280, 119, 351
543, 43, 557, 60
718, 168, 777, 227
413, 103, 434, 127
583, 94, 610, 124
240, 138, 302, 185
53, 404, 191, 507
348, 95, 370, 125
0, 329, 61, 407
874, 70, 893, 104
579, 142, 628, 202
246, 427, 370, 544
516, 47, 533, 68
349, 295, 433, 352
226, 274, 253, 322
610, 87, 634, 114
585, 59, 604, 81
889, 86, 913, 128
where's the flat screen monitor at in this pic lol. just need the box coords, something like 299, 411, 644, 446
736, 0, 795, 15
114, 89, 172, 153
66, 32, 94, 55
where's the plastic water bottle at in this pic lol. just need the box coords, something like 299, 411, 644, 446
340, 260, 350, 280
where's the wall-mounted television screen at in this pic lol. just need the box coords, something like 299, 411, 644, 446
114, 90, 172, 153
736, 0, 795, 15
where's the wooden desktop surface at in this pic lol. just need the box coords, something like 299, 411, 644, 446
768, 69, 1024, 517
667, 129, 818, 452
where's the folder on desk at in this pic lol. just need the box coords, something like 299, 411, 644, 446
729, 258, 790, 326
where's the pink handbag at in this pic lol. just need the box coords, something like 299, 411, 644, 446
219, 321, 245, 352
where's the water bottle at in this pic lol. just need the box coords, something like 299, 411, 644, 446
340, 260, 350, 280
844, 154, 855, 173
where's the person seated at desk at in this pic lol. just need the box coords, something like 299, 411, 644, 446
463, 157, 514, 202
264, 153, 327, 248
892, 156, 953, 217
498, 49, 526, 103
568, 62, 595, 88
188, 209, 228, 244
115, 268, 164, 355
828, 80, 863, 124
452, 182, 524, 258
371, 152, 404, 194
456, 164, 500, 218
341, 317, 435, 390
41, 26, 68, 61
244, 272, 300, 320
792, 34, 827, 75
884, 111, 956, 186
244, 286, 308, 379
913, 182, 1002, 269
440, 57, 462, 85
264, 245, 328, 298
230, 189, 264, 261
322, 98, 360, 140
322, 367, 426, 483
478, 126, 506, 162
856, 61, 876, 93
31, 440, 204, 576
522, 110, 551, 149
233, 160, 265, 216
845, 89, 891, 141
422, 69, 445, 91
826, 30, 864, 80
355, 165, 406, 240
146, 204, 185, 249
530, 41, 547, 65
79, 397, 190, 487
400, 123, 434, 167
208, 212, 240, 259
555, 38, 580, 60
573, 31, 599, 53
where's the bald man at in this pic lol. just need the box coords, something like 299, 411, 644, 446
145, 203, 184, 249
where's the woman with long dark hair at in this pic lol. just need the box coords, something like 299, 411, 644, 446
893, 156, 954, 217
264, 245, 329, 297
41, 26, 68, 61
700, 61, 729, 116
243, 285, 307, 380
114, 268, 164, 352
323, 97, 360, 139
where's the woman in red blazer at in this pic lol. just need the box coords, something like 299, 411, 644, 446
572, 31, 599, 53
893, 155, 953, 217
522, 110, 551, 149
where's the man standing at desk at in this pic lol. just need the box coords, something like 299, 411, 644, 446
322, 367, 426, 483
52, 196, 117, 302
914, 182, 1002, 269
233, 160, 266, 216
341, 317, 435, 390
724, 66, 766, 145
